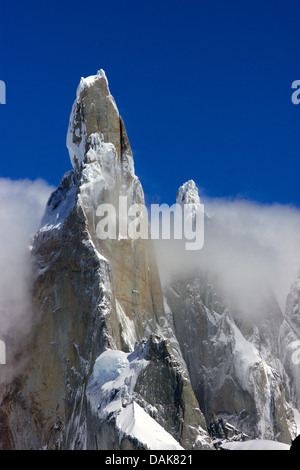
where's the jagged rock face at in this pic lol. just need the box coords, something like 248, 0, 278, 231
1, 70, 297, 450
162, 183, 296, 445
280, 279, 300, 410
67, 70, 122, 168
86, 336, 212, 450
133, 336, 212, 450
285, 279, 300, 332
65, 70, 165, 348
164, 276, 294, 444
0, 71, 212, 450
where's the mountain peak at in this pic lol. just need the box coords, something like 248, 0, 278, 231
176, 180, 200, 205
76, 69, 109, 98
66, 69, 121, 171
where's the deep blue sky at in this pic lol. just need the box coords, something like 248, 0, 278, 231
0, 0, 299, 206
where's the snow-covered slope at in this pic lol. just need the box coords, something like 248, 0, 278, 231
221, 440, 290, 450
87, 348, 184, 450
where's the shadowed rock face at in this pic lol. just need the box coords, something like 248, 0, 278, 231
280, 279, 300, 410
159, 181, 298, 445
0, 71, 212, 450
133, 335, 212, 450
164, 271, 296, 445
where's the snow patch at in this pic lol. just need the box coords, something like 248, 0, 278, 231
221, 439, 290, 450
115, 300, 137, 351
87, 347, 183, 450
116, 401, 184, 450
39, 174, 78, 231
231, 320, 262, 390
91, 349, 129, 388
76, 69, 108, 98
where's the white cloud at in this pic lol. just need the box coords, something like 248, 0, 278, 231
154, 195, 300, 314
0, 178, 54, 380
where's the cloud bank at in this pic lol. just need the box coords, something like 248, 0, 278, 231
1, 176, 299, 379
154, 194, 300, 314
0, 178, 54, 380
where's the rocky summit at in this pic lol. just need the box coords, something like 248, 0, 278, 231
0, 70, 299, 450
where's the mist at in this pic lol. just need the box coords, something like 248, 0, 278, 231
1, 176, 300, 379
0, 178, 54, 381
154, 195, 300, 315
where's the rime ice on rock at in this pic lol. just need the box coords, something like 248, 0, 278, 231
0, 71, 213, 450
